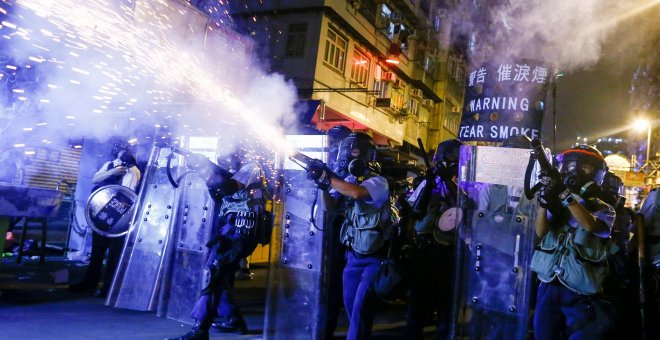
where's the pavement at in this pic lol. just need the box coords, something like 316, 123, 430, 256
0, 210, 417, 340
0, 255, 415, 340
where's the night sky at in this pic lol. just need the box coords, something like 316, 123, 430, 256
548, 4, 658, 153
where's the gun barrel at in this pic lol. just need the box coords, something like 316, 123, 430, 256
289, 151, 313, 167
530, 138, 554, 173
170, 146, 194, 157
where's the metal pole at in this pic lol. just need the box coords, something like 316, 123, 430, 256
635, 213, 647, 340
646, 124, 652, 167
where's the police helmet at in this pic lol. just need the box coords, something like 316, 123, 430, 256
557, 144, 607, 188
600, 171, 625, 208
336, 132, 377, 177
327, 125, 352, 141
432, 139, 463, 164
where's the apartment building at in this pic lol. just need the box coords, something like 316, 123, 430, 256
207, 0, 466, 154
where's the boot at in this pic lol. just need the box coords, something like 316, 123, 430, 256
235, 268, 254, 280
211, 316, 247, 334
167, 320, 209, 340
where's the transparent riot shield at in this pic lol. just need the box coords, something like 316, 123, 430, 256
107, 145, 178, 310
156, 168, 215, 322
451, 145, 539, 340
107, 140, 215, 321
264, 134, 332, 339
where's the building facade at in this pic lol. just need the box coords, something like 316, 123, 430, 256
201, 0, 466, 155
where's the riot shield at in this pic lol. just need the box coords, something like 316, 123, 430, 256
107, 142, 215, 319
156, 170, 215, 322
264, 134, 333, 339
451, 145, 539, 340
85, 185, 138, 238
106, 145, 179, 310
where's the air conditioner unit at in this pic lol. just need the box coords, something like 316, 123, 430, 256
451, 105, 461, 113
393, 78, 404, 89
423, 99, 435, 107
381, 71, 397, 83
374, 97, 397, 109
410, 88, 423, 98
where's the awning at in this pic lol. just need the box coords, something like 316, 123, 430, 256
295, 99, 323, 125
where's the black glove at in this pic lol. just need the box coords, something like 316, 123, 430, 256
536, 172, 569, 210
435, 163, 457, 182
306, 160, 332, 190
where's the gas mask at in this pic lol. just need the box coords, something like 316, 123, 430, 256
561, 164, 599, 197
557, 146, 606, 199
336, 157, 368, 177
599, 172, 625, 208
435, 161, 458, 181
335, 133, 376, 178
432, 139, 463, 180
119, 151, 135, 166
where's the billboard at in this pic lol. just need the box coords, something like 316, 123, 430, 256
459, 60, 549, 143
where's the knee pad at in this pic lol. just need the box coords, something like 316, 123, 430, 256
201, 266, 213, 293
201, 260, 219, 293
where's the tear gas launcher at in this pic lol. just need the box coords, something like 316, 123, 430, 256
167, 146, 238, 199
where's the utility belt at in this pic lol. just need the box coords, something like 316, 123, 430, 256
348, 245, 388, 259
545, 278, 601, 297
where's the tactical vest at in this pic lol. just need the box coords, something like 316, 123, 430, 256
340, 177, 394, 255
413, 178, 455, 245
219, 182, 265, 233
530, 224, 611, 295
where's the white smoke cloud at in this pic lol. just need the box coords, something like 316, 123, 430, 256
453, 0, 659, 71
0, 0, 298, 151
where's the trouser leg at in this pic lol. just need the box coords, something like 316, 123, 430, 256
533, 282, 564, 340
345, 252, 381, 340
102, 235, 125, 292
81, 231, 110, 287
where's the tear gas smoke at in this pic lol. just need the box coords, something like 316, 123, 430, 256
451, 0, 659, 71
0, 0, 299, 157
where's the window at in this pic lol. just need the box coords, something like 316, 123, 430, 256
373, 79, 389, 98
448, 55, 465, 84
391, 89, 404, 109
378, 4, 397, 40
408, 98, 420, 116
443, 106, 460, 133
324, 28, 347, 73
285, 23, 307, 58
434, 15, 442, 32
350, 49, 370, 86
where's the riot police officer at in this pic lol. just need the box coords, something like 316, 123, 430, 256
324, 124, 353, 339
306, 132, 392, 340
169, 150, 266, 340
531, 144, 617, 339
404, 139, 462, 339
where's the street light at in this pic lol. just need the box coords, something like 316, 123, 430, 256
633, 118, 651, 168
